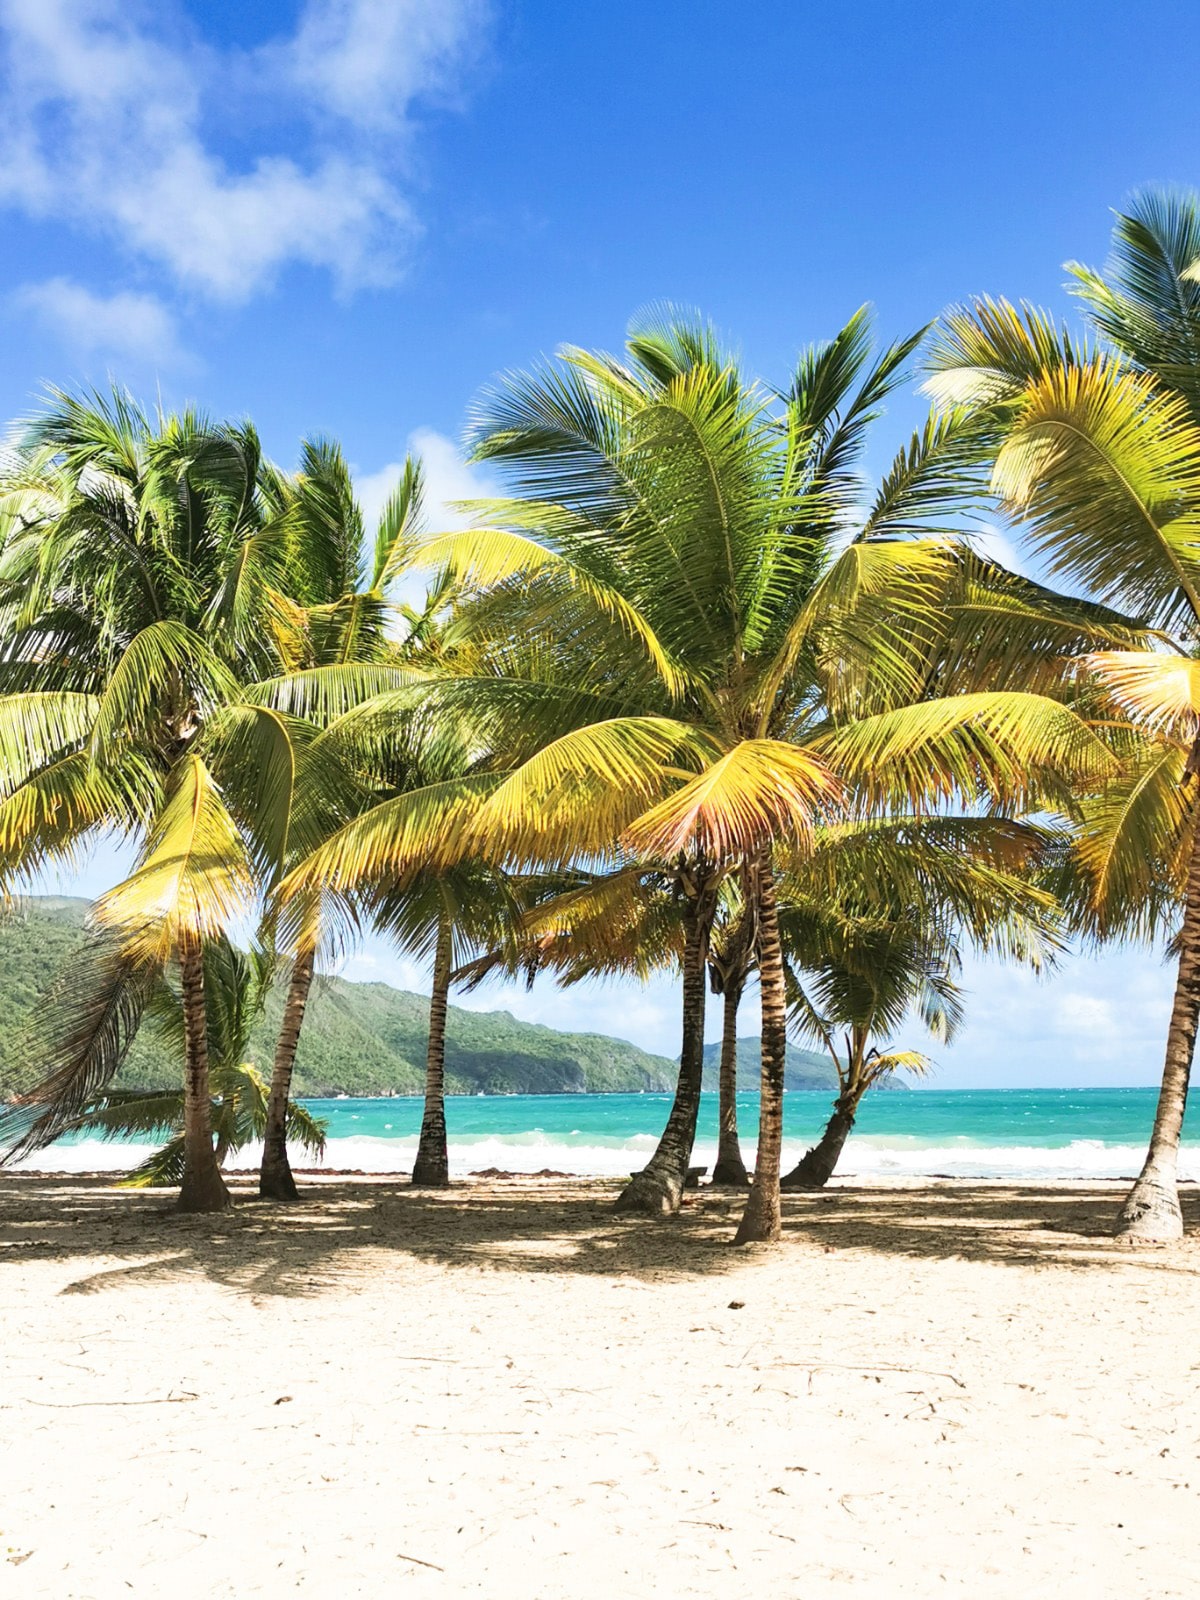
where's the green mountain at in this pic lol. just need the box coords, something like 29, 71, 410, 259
0, 898, 679, 1097
0, 900, 908, 1098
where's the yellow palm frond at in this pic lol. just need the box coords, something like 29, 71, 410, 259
992, 358, 1200, 632
1085, 650, 1200, 737
277, 773, 500, 898
1070, 740, 1192, 940
94, 754, 252, 964
623, 739, 841, 860
465, 716, 714, 867
0, 750, 157, 885
757, 538, 952, 721
867, 1049, 934, 1081
0, 693, 98, 795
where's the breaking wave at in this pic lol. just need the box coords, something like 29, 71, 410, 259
11, 1131, 1200, 1182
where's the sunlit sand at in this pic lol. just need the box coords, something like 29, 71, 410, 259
2, 1174, 1197, 1597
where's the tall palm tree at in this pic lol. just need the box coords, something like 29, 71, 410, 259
0, 390, 308, 1211
925, 189, 1200, 1240
456, 862, 752, 1183
254, 440, 537, 1194
251, 439, 424, 1200
707, 879, 755, 1185
284, 310, 1113, 1244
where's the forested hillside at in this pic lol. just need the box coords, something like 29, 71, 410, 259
0, 900, 679, 1097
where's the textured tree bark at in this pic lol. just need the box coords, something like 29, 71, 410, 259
175, 937, 231, 1214
735, 853, 786, 1244
1117, 808, 1200, 1242
616, 871, 715, 1216
710, 981, 750, 1186
781, 1095, 857, 1189
259, 946, 316, 1201
411, 915, 453, 1188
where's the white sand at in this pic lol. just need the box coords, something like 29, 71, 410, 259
1, 1174, 1198, 1598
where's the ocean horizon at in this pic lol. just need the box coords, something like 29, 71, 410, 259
16, 1086, 1200, 1182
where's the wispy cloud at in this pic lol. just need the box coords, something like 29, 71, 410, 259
13, 277, 184, 366
286, 0, 490, 132
0, 0, 488, 303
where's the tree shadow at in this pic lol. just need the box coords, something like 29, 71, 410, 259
2, 1174, 1198, 1300
778, 1180, 1200, 1272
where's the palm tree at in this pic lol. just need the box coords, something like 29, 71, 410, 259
252, 439, 424, 1200
50, 937, 326, 1184
284, 310, 1113, 1244
925, 189, 1200, 1240
456, 863, 752, 1183
253, 440, 539, 1193
0, 390, 309, 1211
707, 879, 755, 1185
778, 816, 1060, 1187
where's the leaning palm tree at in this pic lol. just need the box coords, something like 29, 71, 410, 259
0, 390, 310, 1211
925, 189, 1200, 1240
283, 309, 1114, 1244
778, 815, 1061, 1187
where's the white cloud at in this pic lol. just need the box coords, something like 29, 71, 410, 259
287, 0, 490, 131
1052, 991, 1117, 1036
930, 945, 1176, 1088
0, 0, 486, 302
13, 277, 183, 366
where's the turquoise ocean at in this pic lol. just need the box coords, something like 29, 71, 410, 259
19, 1087, 1200, 1180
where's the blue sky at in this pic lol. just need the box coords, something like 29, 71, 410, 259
1, 0, 1196, 1085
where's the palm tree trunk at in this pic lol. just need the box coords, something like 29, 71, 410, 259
781, 1094, 858, 1189
175, 937, 231, 1215
259, 947, 316, 1201
1117, 814, 1200, 1241
711, 981, 749, 1185
735, 852, 786, 1244
616, 873, 715, 1215
412, 915, 453, 1188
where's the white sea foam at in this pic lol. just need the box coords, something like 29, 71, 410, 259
11, 1132, 1200, 1181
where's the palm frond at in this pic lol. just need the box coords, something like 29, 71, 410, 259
0, 930, 160, 1161
991, 357, 1200, 633
93, 754, 253, 963
815, 691, 1116, 813
623, 739, 841, 860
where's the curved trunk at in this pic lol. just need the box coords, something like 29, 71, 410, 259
781, 1095, 857, 1189
1117, 809, 1200, 1242
411, 916, 453, 1188
259, 947, 316, 1202
175, 937, 231, 1215
735, 855, 786, 1244
616, 876, 714, 1215
710, 981, 749, 1186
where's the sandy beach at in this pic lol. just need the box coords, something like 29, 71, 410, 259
1, 1174, 1198, 1598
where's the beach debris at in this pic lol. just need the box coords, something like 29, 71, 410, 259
396, 1552, 444, 1571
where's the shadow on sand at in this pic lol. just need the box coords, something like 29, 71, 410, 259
2, 1174, 1198, 1299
